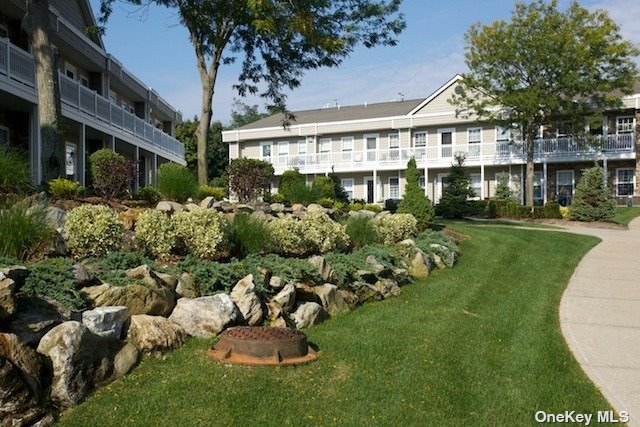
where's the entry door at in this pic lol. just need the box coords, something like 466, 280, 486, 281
365, 178, 374, 203
436, 173, 448, 203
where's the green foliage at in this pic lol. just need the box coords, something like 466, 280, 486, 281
0, 147, 31, 194
493, 200, 562, 219
227, 213, 273, 258
371, 214, 418, 244
23, 258, 88, 311
48, 178, 83, 198
570, 164, 616, 222
397, 158, 435, 230
437, 155, 475, 219
66, 204, 124, 258
267, 216, 306, 255
97, 251, 156, 271
157, 163, 198, 203
311, 176, 336, 200
384, 198, 399, 213
279, 170, 306, 201
89, 149, 136, 199
264, 192, 286, 204
284, 181, 318, 205
209, 175, 229, 191
345, 216, 379, 248
0, 203, 52, 261
198, 184, 225, 201
325, 245, 400, 287
135, 210, 177, 257
229, 100, 272, 129
136, 187, 161, 205
364, 204, 382, 213
317, 197, 335, 208
227, 158, 274, 203
494, 172, 515, 201
176, 118, 227, 181
415, 230, 459, 258
269, 213, 349, 256
174, 209, 227, 259
0, 256, 21, 267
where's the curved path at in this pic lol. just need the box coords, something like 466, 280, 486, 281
559, 217, 640, 425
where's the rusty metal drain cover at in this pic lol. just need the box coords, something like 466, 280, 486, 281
208, 326, 318, 366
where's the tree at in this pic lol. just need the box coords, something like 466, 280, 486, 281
175, 117, 227, 181
229, 100, 269, 129
98, 0, 405, 185
23, 0, 65, 181
437, 154, 474, 219
569, 163, 616, 222
451, 0, 639, 206
227, 158, 274, 203
397, 157, 434, 230
278, 169, 305, 201
494, 172, 515, 201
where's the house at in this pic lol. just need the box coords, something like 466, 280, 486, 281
222, 75, 640, 206
0, 0, 185, 189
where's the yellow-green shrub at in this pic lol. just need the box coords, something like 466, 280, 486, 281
48, 178, 83, 198
301, 212, 349, 253
559, 205, 571, 220
268, 216, 307, 255
174, 209, 227, 259
135, 209, 177, 257
372, 213, 418, 244
198, 184, 225, 201
66, 205, 124, 258
364, 204, 382, 213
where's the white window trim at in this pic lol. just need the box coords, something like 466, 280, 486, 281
277, 141, 289, 156
64, 62, 77, 80
495, 126, 511, 143
616, 115, 636, 134
388, 133, 400, 148
469, 173, 481, 200
467, 127, 482, 144
260, 141, 273, 159
65, 142, 77, 178
297, 139, 307, 154
413, 131, 427, 147
319, 138, 331, 153
616, 168, 635, 196
364, 133, 379, 151
341, 136, 354, 151
437, 128, 456, 145
341, 178, 355, 200
80, 75, 89, 87
109, 90, 117, 104
389, 177, 400, 199
556, 170, 575, 195
437, 173, 448, 200
533, 171, 543, 202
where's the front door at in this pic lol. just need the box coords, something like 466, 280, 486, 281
365, 178, 374, 203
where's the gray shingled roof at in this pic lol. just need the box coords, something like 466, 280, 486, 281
236, 98, 424, 130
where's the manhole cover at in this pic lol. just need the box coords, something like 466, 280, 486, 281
208, 326, 318, 366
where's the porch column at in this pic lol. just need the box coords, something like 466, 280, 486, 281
151, 153, 158, 186
398, 170, 402, 198
134, 145, 140, 192
603, 157, 608, 186
108, 135, 115, 150
520, 164, 524, 204
30, 105, 42, 184
480, 162, 485, 199
424, 166, 429, 198
373, 169, 378, 203
78, 124, 86, 186
542, 161, 548, 204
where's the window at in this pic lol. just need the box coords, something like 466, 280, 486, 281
341, 136, 354, 151
438, 128, 454, 158
65, 62, 76, 80
277, 141, 289, 156
533, 171, 543, 205
413, 132, 427, 147
0, 125, 9, 147
80, 75, 89, 88
109, 90, 117, 104
319, 138, 331, 153
616, 168, 635, 196
419, 175, 426, 189
617, 116, 635, 134
65, 142, 77, 179
389, 177, 400, 200
297, 139, 307, 154
496, 126, 511, 143
470, 173, 481, 199
556, 170, 574, 206
389, 133, 399, 148
468, 127, 482, 156
341, 178, 354, 200
260, 142, 272, 160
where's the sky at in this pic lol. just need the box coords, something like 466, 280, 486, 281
89, 0, 640, 126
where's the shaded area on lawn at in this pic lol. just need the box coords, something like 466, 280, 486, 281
59, 225, 612, 426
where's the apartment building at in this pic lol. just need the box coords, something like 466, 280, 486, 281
0, 0, 185, 189
222, 75, 640, 206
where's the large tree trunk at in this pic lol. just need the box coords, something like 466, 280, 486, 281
23, 0, 64, 183
525, 133, 535, 206
195, 78, 213, 185
635, 110, 640, 197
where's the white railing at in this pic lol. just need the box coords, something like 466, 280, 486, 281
0, 37, 184, 159
263, 134, 635, 172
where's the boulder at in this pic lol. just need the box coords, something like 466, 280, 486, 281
348, 281, 383, 303
72, 263, 100, 288
229, 275, 264, 326
291, 203, 305, 212
46, 230, 69, 257
374, 279, 401, 299
37, 321, 122, 407
176, 273, 200, 299
294, 282, 320, 304
338, 289, 359, 310
291, 302, 327, 329
127, 315, 187, 355
0, 266, 30, 288
0, 276, 17, 320
408, 251, 430, 280
82, 306, 128, 339
125, 264, 168, 287
393, 268, 411, 285
355, 209, 376, 218
365, 255, 386, 274
113, 343, 139, 379
184, 203, 200, 212
306, 203, 326, 214
432, 253, 447, 270
0, 356, 50, 426
270, 283, 296, 313
313, 284, 350, 316
169, 294, 239, 337
82, 282, 175, 317
430, 244, 457, 267
270, 203, 285, 213
307, 255, 337, 283
268, 275, 284, 290
354, 269, 378, 285
6, 298, 70, 346
199, 196, 216, 209
155, 272, 178, 292
0, 333, 46, 400
44, 206, 66, 230
155, 201, 184, 214
399, 239, 416, 247
235, 204, 255, 213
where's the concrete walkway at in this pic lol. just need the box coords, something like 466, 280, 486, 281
559, 217, 640, 425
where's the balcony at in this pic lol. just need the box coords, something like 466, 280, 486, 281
264, 134, 635, 174
0, 37, 184, 160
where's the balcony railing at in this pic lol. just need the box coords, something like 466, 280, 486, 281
264, 133, 635, 172
0, 37, 184, 159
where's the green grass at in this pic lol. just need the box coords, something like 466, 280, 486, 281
59, 225, 611, 426
614, 206, 640, 226
441, 219, 560, 229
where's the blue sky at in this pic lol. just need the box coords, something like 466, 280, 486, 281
90, 0, 640, 125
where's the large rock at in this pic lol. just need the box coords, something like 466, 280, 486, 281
119, 208, 146, 231
432, 253, 446, 270
291, 203, 305, 213
176, 273, 200, 299
155, 201, 184, 214
72, 263, 99, 288
431, 243, 456, 267
199, 196, 216, 209
127, 315, 187, 355
169, 294, 239, 337
270, 283, 296, 313
229, 275, 264, 326
354, 269, 378, 285
291, 302, 327, 329
82, 282, 175, 317
408, 251, 430, 280
306, 203, 326, 213
268, 275, 284, 290
307, 255, 337, 283
338, 289, 359, 310
113, 343, 139, 378
0, 266, 30, 288
0, 333, 46, 401
374, 279, 401, 299
184, 203, 200, 212
82, 306, 128, 339
6, 298, 70, 346
0, 276, 17, 320
313, 284, 350, 316
44, 206, 66, 230
270, 203, 285, 213
37, 321, 121, 407
0, 356, 50, 426
348, 281, 384, 303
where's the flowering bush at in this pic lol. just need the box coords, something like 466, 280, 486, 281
268, 216, 307, 256
48, 178, 83, 198
65, 205, 124, 258
174, 209, 227, 259
559, 205, 571, 219
301, 212, 349, 253
135, 210, 177, 257
372, 213, 418, 244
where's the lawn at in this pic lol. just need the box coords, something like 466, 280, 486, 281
614, 206, 640, 226
59, 225, 611, 426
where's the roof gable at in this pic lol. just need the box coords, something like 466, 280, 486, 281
408, 74, 462, 116
50, 0, 105, 49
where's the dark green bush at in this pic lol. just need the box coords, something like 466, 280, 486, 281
157, 163, 198, 203
384, 198, 399, 213
279, 170, 306, 201
494, 172, 515, 201
227, 213, 272, 258
436, 154, 475, 219
23, 258, 88, 311
0, 203, 52, 261
209, 175, 229, 191
311, 176, 336, 200
198, 184, 225, 201
494, 200, 561, 219
570, 164, 616, 222
0, 147, 31, 194
345, 216, 379, 248
89, 149, 136, 199
397, 158, 435, 230
285, 181, 319, 205
227, 158, 274, 203
97, 251, 156, 271
137, 186, 161, 205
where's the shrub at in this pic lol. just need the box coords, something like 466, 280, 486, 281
364, 204, 382, 213
284, 181, 319, 205
264, 192, 286, 204
279, 169, 306, 201
97, 251, 156, 271
345, 216, 379, 248
227, 158, 274, 203
397, 158, 435, 230
137, 186, 161, 205
48, 178, 83, 198
494, 172, 515, 201
301, 212, 349, 253
0, 204, 52, 261
384, 198, 399, 213
66, 204, 124, 258
325, 245, 400, 287
317, 197, 335, 208
329, 173, 350, 203
437, 154, 475, 219
157, 163, 198, 203
569, 164, 616, 222
348, 202, 364, 211
209, 175, 229, 191
227, 213, 272, 258
371, 213, 418, 244
198, 184, 225, 201
22, 258, 88, 311
174, 209, 227, 259
135, 210, 177, 257
559, 205, 571, 219
0, 147, 31, 194
268, 216, 307, 255
89, 149, 136, 199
